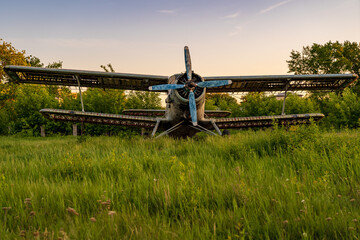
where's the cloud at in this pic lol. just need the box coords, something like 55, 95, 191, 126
223, 12, 240, 19
157, 9, 176, 14
229, 25, 243, 37
258, 0, 294, 15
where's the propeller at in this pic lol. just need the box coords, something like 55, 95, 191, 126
149, 84, 184, 91
148, 46, 232, 126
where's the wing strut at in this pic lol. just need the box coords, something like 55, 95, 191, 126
74, 75, 85, 136
188, 124, 217, 136
151, 119, 161, 137
155, 121, 184, 138
281, 81, 290, 115
211, 120, 222, 136
75, 75, 85, 112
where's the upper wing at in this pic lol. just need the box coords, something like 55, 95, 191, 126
204, 74, 358, 93
4, 65, 169, 91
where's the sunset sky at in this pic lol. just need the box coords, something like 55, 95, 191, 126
1, 0, 359, 77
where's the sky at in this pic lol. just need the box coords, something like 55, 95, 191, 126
1, 0, 359, 77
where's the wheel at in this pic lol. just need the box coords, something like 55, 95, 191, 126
222, 129, 230, 136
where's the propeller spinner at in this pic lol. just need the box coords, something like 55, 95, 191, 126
149, 46, 232, 126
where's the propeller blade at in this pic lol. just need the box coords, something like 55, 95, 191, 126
197, 80, 232, 88
184, 46, 192, 81
148, 84, 185, 91
188, 91, 197, 126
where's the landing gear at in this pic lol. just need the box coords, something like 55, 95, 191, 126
222, 129, 230, 136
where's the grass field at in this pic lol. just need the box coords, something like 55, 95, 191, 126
1, 125, 360, 239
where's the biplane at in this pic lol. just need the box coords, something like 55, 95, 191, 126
4, 46, 358, 138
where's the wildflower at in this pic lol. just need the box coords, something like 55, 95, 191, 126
282, 220, 289, 224
352, 219, 358, 222
90, 217, 96, 222
301, 199, 305, 203
337, 195, 342, 198
30, 211, 36, 216
2, 207, 11, 213
350, 199, 356, 202
296, 192, 300, 195
294, 217, 301, 222
67, 207, 79, 216
326, 217, 332, 221
302, 232, 308, 237
24, 198, 31, 205
108, 211, 116, 216
33, 231, 40, 237
20, 230, 26, 237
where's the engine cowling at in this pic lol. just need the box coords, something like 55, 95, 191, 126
174, 72, 205, 104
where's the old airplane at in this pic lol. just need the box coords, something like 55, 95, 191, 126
4, 46, 358, 138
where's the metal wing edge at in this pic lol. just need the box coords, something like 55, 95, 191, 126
204, 74, 358, 81
4, 65, 169, 81
40, 108, 164, 129
208, 113, 325, 129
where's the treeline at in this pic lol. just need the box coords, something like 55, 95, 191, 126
0, 39, 359, 136
0, 83, 161, 136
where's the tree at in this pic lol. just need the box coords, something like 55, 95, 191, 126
0, 39, 29, 82
205, 93, 241, 116
310, 89, 360, 129
125, 91, 161, 109
0, 39, 67, 135
239, 93, 281, 117
287, 41, 360, 76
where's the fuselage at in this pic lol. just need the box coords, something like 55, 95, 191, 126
163, 73, 207, 137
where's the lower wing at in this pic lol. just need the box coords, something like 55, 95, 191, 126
40, 109, 168, 129
122, 109, 231, 118
201, 113, 324, 129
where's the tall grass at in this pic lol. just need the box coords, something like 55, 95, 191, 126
1, 126, 360, 239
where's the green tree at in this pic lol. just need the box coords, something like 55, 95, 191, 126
311, 89, 360, 129
287, 41, 360, 76
239, 93, 282, 117
205, 93, 241, 116
8, 85, 60, 136
125, 91, 162, 109
0, 39, 29, 82
282, 94, 319, 115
